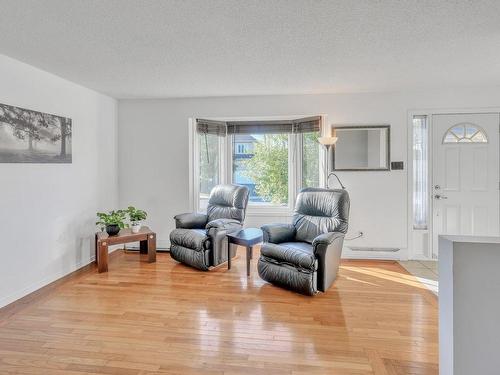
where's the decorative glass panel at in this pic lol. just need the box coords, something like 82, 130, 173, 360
413, 116, 429, 230
443, 123, 488, 144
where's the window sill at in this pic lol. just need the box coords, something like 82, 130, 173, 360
246, 208, 293, 217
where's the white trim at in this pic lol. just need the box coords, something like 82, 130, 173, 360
342, 249, 405, 261
188, 118, 195, 211
0, 246, 121, 309
407, 106, 500, 260
318, 115, 329, 188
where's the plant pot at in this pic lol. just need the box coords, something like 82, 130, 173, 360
131, 222, 142, 234
106, 224, 120, 236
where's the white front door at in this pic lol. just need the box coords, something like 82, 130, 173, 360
432, 113, 499, 257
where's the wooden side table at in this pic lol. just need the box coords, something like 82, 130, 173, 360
95, 226, 156, 273
226, 228, 263, 276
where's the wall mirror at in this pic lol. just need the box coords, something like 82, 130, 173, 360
332, 125, 390, 171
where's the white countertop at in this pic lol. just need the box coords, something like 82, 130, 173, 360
438, 233, 500, 375
439, 234, 500, 244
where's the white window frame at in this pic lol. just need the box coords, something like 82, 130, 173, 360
189, 115, 327, 216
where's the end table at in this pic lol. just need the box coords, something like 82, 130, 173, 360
95, 226, 156, 273
226, 228, 263, 276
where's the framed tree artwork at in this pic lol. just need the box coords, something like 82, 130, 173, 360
0, 103, 72, 163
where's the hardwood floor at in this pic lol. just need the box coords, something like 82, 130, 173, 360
0, 249, 438, 374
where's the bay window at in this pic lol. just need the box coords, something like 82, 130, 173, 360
192, 116, 324, 212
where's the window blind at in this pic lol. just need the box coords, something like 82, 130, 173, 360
196, 119, 227, 136
227, 116, 321, 135
197, 116, 321, 136
292, 116, 322, 133
227, 120, 293, 135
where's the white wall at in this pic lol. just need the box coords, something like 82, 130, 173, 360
367, 129, 383, 168
0, 54, 118, 308
335, 129, 369, 169
439, 236, 500, 375
118, 87, 500, 259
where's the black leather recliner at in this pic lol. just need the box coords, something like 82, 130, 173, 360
258, 188, 350, 295
169, 184, 249, 270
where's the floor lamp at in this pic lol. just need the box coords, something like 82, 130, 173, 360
318, 136, 345, 189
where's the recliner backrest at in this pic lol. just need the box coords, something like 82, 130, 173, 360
292, 188, 350, 243
207, 184, 250, 223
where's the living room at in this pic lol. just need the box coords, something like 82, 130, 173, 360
0, 1, 499, 374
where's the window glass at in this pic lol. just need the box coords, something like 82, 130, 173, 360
413, 116, 428, 230
302, 132, 320, 188
443, 123, 488, 144
199, 133, 219, 210
233, 134, 288, 205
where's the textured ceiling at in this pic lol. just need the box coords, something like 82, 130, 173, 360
0, 0, 499, 98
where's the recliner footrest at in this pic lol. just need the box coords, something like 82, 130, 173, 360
170, 228, 211, 251
170, 244, 210, 271
257, 257, 317, 295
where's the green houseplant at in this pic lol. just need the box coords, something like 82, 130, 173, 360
96, 210, 128, 236
126, 206, 147, 233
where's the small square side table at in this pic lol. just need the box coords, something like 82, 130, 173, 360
226, 228, 263, 276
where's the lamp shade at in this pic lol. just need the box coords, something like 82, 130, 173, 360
318, 136, 338, 146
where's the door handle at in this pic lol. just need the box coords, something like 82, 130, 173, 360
434, 194, 448, 200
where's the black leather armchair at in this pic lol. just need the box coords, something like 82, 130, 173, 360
258, 188, 350, 295
169, 184, 249, 270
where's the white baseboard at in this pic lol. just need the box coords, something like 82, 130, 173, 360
0, 258, 92, 309
157, 239, 170, 249
0, 246, 121, 309
342, 253, 404, 261
410, 254, 437, 261
342, 249, 407, 261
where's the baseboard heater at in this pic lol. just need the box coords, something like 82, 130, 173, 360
348, 247, 400, 252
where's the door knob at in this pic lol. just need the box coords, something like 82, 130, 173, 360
434, 185, 441, 190
434, 194, 448, 200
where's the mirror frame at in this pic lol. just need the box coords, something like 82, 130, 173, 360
332, 125, 391, 171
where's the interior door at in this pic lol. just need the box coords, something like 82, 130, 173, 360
432, 113, 499, 257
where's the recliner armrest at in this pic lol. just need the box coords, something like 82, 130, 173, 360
206, 218, 241, 231
174, 212, 208, 229
261, 223, 296, 244
312, 232, 344, 249
312, 231, 345, 293
205, 218, 242, 267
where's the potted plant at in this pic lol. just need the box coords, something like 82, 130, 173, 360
127, 206, 147, 233
96, 210, 127, 236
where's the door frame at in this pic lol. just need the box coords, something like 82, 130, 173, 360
407, 107, 500, 260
